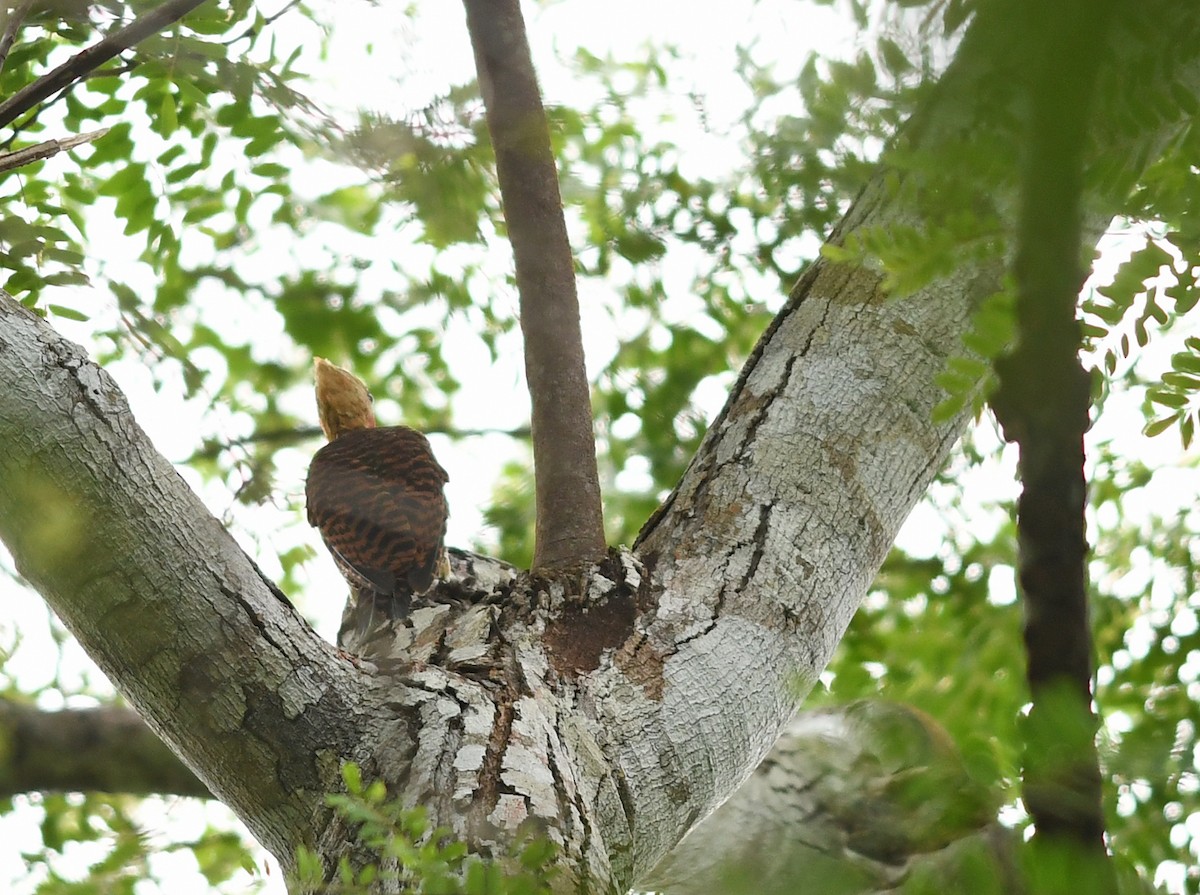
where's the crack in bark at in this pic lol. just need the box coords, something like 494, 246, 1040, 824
669, 498, 777, 655
732, 353, 797, 469
222, 584, 284, 653
637, 254, 838, 552
545, 718, 599, 892
569, 747, 595, 894
471, 681, 517, 834
544, 722, 576, 839
738, 502, 775, 595
670, 595, 723, 651
433, 693, 468, 814
612, 761, 637, 851
48, 342, 110, 422
48, 347, 132, 480
706, 253, 828, 458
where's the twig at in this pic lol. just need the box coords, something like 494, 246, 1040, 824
0, 0, 33, 74
1, 61, 142, 151
221, 0, 303, 47
0, 0, 212, 131
0, 128, 107, 174
462, 0, 607, 570
191, 422, 532, 461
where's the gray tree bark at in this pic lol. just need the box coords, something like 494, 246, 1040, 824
641, 701, 1009, 895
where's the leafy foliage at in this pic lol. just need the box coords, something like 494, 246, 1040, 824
293, 764, 556, 895
14, 790, 254, 894
1, 0, 1200, 892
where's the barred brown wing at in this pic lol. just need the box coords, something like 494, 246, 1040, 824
306, 426, 449, 595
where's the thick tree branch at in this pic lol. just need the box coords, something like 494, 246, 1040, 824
0, 0, 211, 131
0, 698, 209, 799
0, 294, 367, 870
624, 5, 1200, 882
461, 0, 606, 570
642, 701, 1005, 895
990, 0, 1116, 886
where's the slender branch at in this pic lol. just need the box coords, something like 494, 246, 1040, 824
0, 128, 107, 174
0, 0, 32, 74
0, 0, 212, 131
0, 698, 210, 799
461, 0, 606, 570
190, 422, 532, 461
221, 0, 303, 47
990, 0, 1116, 887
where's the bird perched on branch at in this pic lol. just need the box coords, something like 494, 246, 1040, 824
306, 357, 449, 600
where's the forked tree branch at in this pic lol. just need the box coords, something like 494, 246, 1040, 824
0, 0, 211, 130
461, 0, 607, 570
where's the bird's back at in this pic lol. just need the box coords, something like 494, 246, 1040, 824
306, 426, 449, 596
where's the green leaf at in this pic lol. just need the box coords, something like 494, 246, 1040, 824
47, 304, 89, 321
1147, 389, 1187, 408
97, 162, 148, 197
158, 92, 178, 135
878, 38, 913, 77
1142, 415, 1178, 437
1171, 351, 1200, 375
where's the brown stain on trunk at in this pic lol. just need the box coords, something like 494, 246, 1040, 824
543, 591, 635, 677
542, 552, 667, 700
472, 685, 517, 835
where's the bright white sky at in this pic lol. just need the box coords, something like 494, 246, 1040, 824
0, 0, 1196, 892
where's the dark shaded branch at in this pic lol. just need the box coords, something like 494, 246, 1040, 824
461, 0, 606, 570
0, 0, 33, 74
0, 0, 211, 131
990, 0, 1115, 886
0, 698, 210, 799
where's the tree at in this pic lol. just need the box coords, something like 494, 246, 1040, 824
1, 0, 1199, 892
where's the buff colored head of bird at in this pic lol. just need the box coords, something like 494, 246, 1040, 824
313, 357, 377, 440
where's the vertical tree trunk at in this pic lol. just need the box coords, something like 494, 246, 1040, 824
991, 2, 1116, 890
462, 0, 607, 570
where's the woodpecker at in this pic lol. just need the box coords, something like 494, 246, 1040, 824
305, 357, 449, 598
